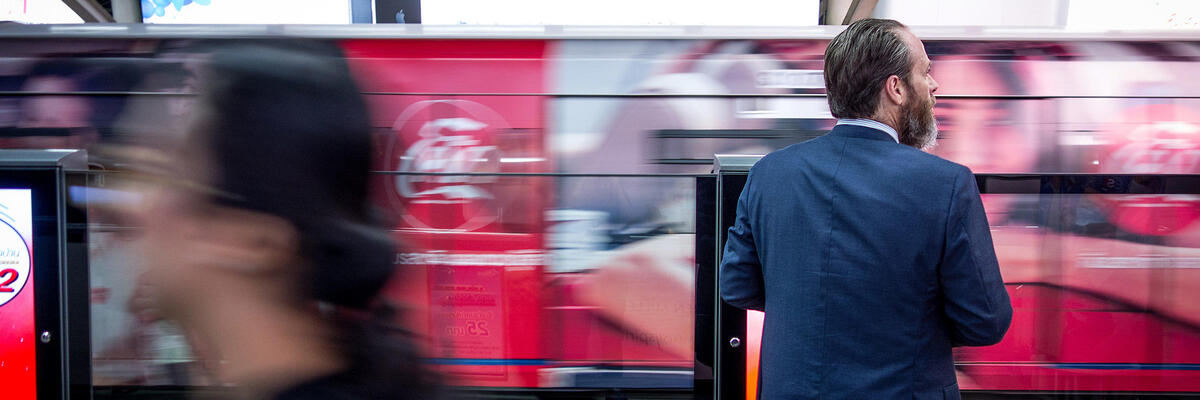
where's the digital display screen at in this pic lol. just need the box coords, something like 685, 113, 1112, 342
0, 189, 35, 399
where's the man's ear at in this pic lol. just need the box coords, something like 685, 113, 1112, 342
884, 74, 906, 106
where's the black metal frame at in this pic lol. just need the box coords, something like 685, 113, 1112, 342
712, 173, 748, 400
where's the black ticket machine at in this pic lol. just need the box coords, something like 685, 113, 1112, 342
0, 150, 89, 399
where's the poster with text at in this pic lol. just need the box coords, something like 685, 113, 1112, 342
0, 189, 34, 399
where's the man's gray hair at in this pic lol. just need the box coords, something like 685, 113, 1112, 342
823, 18, 913, 119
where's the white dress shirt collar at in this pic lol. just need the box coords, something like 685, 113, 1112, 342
835, 118, 899, 143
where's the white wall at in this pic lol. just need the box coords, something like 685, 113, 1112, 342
1065, 0, 1200, 29
421, 0, 820, 25
870, 0, 1068, 27
868, 0, 1200, 29
0, 0, 84, 23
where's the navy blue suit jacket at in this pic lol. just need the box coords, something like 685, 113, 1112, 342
720, 124, 1012, 400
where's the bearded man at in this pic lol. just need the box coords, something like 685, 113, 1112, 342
719, 18, 1012, 400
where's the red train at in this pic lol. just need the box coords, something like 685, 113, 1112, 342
0, 24, 1197, 397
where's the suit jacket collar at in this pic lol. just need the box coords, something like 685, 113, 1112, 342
827, 124, 899, 143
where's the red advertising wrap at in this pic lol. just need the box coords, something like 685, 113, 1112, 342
0, 190, 35, 399
951, 102, 1200, 393
1098, 104, 1200, 236
3, 31, 1200, 397
342, 40, 550, 387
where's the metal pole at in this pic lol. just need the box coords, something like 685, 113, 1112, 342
110, 0, 142, 23
59, 0, 115, 23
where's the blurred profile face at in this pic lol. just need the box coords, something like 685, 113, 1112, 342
129, 108, 298, 322
930, 57, 1036, 173
130, 138, 215, 315
897, 29, 939, 150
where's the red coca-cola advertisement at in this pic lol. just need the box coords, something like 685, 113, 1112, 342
341, 39, 550, 387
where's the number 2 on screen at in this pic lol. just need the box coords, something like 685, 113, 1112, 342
0, 268, 18, 292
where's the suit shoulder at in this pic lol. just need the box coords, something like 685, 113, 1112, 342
752, 138, 824, 170
892, 145, 973, 175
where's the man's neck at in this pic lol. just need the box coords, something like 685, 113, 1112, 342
869, 111, 901, 134
837, 117, 900, 143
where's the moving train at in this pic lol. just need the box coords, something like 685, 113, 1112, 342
0, 24, 1197, 397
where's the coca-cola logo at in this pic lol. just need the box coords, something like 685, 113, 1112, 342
1099, 105, 1200, 235
388, 100, 511, 231
1105, 122, 1200, 174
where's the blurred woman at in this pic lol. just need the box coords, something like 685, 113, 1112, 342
129, 41, 439, 399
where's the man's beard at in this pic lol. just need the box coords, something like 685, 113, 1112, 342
899, 88, 938, 150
